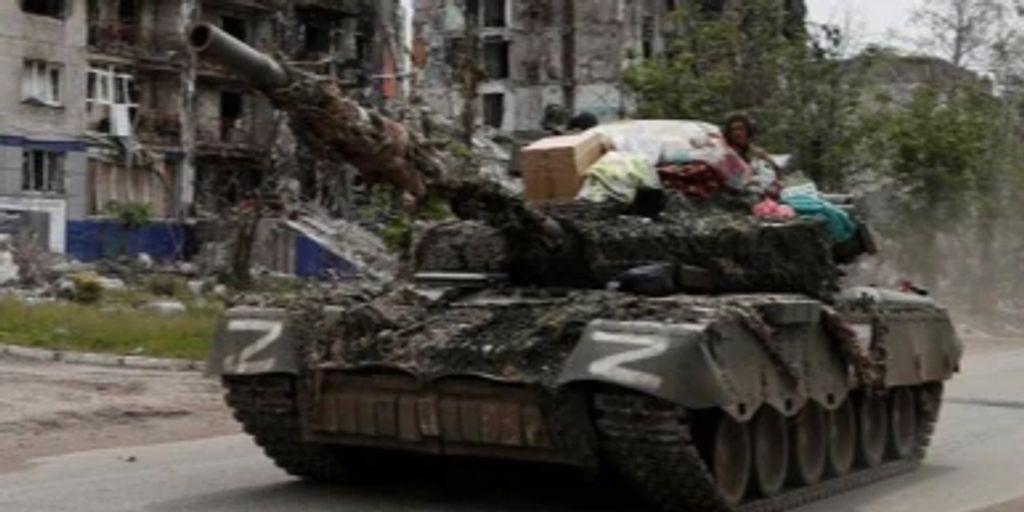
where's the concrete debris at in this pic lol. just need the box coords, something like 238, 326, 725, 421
137, 253, 155, 270
187, 280, 205, 297
96, 278, 127, 291
144, 301, 188, 317
0, 235, 18, 286
289, 206, 398, 282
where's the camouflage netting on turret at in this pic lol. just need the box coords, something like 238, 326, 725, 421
416, 186, 842, 299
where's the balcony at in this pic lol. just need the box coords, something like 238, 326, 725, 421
202, 0, 287, 12
196, 116, 269, 157
88, 23, 140, 58
88, 24, 187, 67
136, 111, 183, 147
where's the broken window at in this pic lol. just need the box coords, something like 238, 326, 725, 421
447, 37, 466, 68
642, 16, 655, 58
219, 92, 245, 141
222, 17, 248, 43
118, 0, 137, 23
303, 23, 333, 54
220, 92, 243, 119
482, 93, 505, 129
481, 0, 507, 28
86, 66, 139, 133
22, 150, 65, 193
21, 0, 66, 18
482, 38, 510, 80
22, 60, 62, 107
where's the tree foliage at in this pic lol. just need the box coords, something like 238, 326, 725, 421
624, 0, 863, 188
911, 0, 1022, 69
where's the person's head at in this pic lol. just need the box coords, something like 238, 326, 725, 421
723, 112, 756, 150
568, 111, 600, 132
541, 104, 567, 132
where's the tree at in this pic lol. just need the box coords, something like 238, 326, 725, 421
909, 0, 1024, 308
624, 0, 864, 188
911, 0, 1021, 69
866, 86, 995, 289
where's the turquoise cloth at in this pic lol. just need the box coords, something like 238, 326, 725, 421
782, 195, 857, 243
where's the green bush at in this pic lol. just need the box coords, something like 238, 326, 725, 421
104, 201, 153, 229
71, 272, 103, 304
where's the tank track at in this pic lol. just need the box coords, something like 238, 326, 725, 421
594, 386, 943, 512
223, 375, 352, 481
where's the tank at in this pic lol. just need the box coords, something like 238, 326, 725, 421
192, 25, 964, 511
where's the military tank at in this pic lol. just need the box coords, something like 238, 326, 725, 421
191, 24, 963, 511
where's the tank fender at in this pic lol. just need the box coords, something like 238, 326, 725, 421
207, 307, 299, 376
557, 320, 735, 410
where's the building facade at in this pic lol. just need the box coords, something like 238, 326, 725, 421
411, 0, 678, 134
0, 0, 404, 259
0, 1, 89, 252
410, 0, 809, 134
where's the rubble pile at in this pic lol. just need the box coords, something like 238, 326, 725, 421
288, 205, 398, 281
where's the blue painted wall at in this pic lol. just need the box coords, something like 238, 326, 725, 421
66, 221, 188, 263
294, 234, 358, 279
67, 220, 359, 279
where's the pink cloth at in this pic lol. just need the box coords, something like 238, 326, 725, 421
753, 199, 796, 220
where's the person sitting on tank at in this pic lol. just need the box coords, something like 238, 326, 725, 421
723, 112, 781, 197
567, 111, 600, 132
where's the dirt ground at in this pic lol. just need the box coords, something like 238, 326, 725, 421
0, 355, 239, 472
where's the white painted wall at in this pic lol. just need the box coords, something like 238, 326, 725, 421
0, 195, 67, 253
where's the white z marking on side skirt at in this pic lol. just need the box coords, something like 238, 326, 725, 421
588, 331, 669, 392
225, 320, 283, 373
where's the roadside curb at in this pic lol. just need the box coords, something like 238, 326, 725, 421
0, 344, 206, 372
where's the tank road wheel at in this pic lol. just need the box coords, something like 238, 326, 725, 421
889, 387, 919, 460
752, 407, 789, 498
593, 394, 733, 512
857, 393, 888, 468
827, 399, 856, 477
790, 402, 828, 486
712, 413, 752, 507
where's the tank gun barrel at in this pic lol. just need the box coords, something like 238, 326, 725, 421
186, 22, 451, 199
188, 23, 289, 90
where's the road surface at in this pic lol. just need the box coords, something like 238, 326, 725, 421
2, 336, 1024, 512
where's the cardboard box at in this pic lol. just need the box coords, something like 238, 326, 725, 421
519, 132, 605, 202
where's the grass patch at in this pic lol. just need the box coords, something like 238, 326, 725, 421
0, 299, 221, 361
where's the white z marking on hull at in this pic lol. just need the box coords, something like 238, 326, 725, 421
588, 331, 669, 392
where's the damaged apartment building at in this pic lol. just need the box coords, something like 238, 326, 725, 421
411, 0, 678, 134
411, 0, 807, 134
0, 0, 405, 262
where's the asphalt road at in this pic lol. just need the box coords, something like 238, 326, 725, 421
3, 340, 1024, 512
